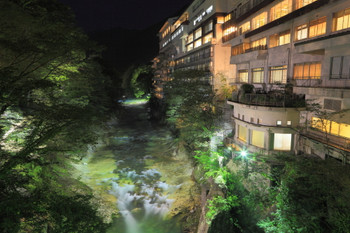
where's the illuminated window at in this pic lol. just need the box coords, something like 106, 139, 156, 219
204, 21, 213, 33
252, 68, 264, 83
269, 66, 287, 83
296, 24, 308, 40
339, 124, 350, 139
277, 120, 282, 125
187, 43, 193, 52
238, 70, 248, 83
203, 33, 213, 44
269, 30, 290, 47
238, 125, 248, 142
296, 0, 317, 9
274, 133, 292, 150
217, 16, 224, 24
312, 117, 350, 139
231, 44, 244, 56
224, 14, 231, 22
239, 21, 250, 34
309, 17, 326, 38
252, 12, 267, 30
194, 28, 202, 39
251, 130, 265, 148
311, 117, 330, 133
194, 39, 202, 48
333, 8, 350, 31
293, 62, 321, 79
187, 34, 193, 43
287, 121, 292, 126
224, 26, 237, 36
270, 0, 292, 21
251, 37, 266, 50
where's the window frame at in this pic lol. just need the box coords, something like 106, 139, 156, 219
252, 67, 264, 83
269, 65, 287, 84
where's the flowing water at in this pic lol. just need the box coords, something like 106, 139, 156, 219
74, 102, 197, 233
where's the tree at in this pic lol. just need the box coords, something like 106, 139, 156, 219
163, 70, 220, 151
0, 0, 113, 231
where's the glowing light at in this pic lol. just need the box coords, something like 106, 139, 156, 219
241, 150, 247, 157
193, 5, 213, 25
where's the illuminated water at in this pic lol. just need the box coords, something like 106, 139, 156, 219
76, 102, 191, 233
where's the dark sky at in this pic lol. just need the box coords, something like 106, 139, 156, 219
58, 0, 193, 32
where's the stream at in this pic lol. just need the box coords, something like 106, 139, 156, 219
73, 101, 200, 233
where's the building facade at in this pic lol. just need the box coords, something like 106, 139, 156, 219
155, 0, 350, 162
155, 0, 235, 99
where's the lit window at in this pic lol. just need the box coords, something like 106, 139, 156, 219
203, 33, 213, 44
231, 44, 244, 56
224, 26, 237, 36
217, 16, 224, 24
296, 0, 317, 9
333, 8, 350, 31
274, 133, 292, 150
252, 12, 267, 30
311, 117, 330, 133
224, 14, 231, 22
238, 70, 248, 83
312, 117, 350, 139
251, 130, 265, 148
277, 120, 282, 125
309, 17, 326, 38
270, 0, 292, 21
239, 21, 250, 34
269, 30, 290, 47
238, 125, 248, 142
194, 28, 202, 39
269, 66, 287, 84
250, 37, 267, 50
287, 121, 292, 126
187, 34, 193, 43
187, 43, 193, 51
296, 24, 308, 40
194, 39, 202, 48
252, 68, 264, 83
293, 62, 321, 79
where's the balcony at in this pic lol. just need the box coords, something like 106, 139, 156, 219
231, 45, 267, 63
301, 129, 350, 153
229, 91, 306, 108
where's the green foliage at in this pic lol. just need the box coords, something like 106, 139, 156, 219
0, 0, 114, 232
206, 195, 239, 224
130, 65, 153, 98
258, 155, 350, 233
163, 70, 220, 150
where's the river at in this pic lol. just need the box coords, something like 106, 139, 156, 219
73, 101, 200, 233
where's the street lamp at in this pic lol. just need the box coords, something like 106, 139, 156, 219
240, 150, 247, 157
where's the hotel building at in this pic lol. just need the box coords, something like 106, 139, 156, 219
155, 0, 350, 162
154, 0, 234, 99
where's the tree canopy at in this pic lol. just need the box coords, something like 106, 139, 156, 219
0, 0, 114, 231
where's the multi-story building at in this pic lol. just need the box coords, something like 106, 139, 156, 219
154, 0, 234, 99
223, 0, 350, 161
155, 0, 350, 162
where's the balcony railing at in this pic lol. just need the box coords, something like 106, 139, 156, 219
245, 45, 267, 53
230, 92, 306, 107
301, 129, 350, 152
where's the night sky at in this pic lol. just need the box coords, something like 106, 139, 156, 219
58, 0, 193, 32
